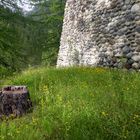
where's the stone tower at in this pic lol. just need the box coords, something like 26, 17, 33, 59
57, 0, 140, 69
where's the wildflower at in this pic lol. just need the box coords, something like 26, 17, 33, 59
16, 130, 20, 134
101, 111, 108, 117
132, 114, 139, 122
134, 114, 139, 119
41, 85, 49, 95
0, 136, 5, 140
95, 68, 106, 73
43, 85, 49, 92
7, 132, 13, 137
32, 117, 38, 125
123, 136, 127, 139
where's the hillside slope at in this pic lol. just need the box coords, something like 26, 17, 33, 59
1, 67, 140, 140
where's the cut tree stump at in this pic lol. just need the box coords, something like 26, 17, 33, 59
0, 86, 32, 118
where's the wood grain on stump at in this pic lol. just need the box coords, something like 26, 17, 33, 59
0, 86, 32, 118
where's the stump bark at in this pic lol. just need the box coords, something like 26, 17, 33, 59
0, 86, 32, 117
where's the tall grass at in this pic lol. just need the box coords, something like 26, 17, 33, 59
0, 67, 140, 140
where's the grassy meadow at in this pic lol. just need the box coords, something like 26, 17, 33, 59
0, 67, 140, 140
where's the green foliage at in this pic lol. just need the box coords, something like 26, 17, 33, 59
1, 67, 140, 140
0, 4, 27, 73
0, 0, 66, 76
28, 0, 65, 66
0, 0, 35, 74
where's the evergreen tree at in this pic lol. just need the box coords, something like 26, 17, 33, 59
0, 0, 66, 77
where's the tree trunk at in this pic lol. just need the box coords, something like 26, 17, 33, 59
0, 86, 32, 118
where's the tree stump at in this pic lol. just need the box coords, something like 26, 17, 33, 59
0, 86, 32, 118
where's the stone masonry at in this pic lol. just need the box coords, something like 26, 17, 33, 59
57, 0, 140, 69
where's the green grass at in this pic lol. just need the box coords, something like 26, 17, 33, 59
0, 67, 140, 140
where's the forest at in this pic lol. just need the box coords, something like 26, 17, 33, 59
0, 0, 65, 77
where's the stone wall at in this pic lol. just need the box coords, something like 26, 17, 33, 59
57, 0, 140, 70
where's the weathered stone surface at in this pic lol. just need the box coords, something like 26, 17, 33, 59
132, 55, 140, 62
135, 26, 140, 33
126, 52, 133, 58
131, 3, 140, 13
57, 0, 140, 70
0, 86, 32, 118
125, 0, 131, 5
132, 62, 140, 69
